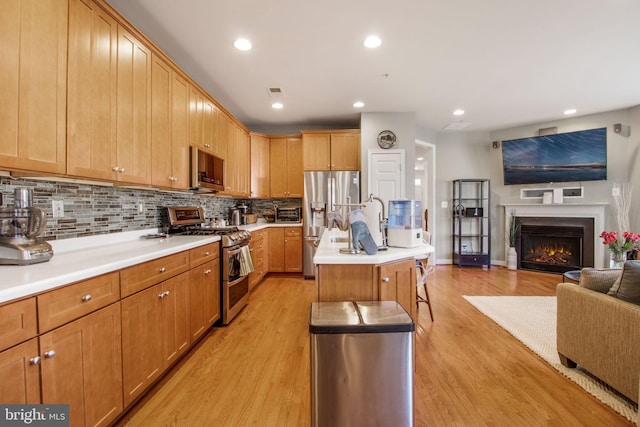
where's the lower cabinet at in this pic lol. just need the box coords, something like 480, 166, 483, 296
378, 258, 417, 320
248, 228, 268, 290
40, 303, 123, 427
189, 259, 220, 342
121, 272, 190, 407
268, 227, 302, 273
0, 338, 41, 404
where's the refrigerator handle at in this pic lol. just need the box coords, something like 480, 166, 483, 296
328, 177, 335, 211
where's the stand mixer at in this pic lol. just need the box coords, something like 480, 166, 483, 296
0, 188, 53, 265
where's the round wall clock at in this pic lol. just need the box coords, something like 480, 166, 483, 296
377, 130, 397, 149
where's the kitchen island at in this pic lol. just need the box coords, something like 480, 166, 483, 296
313, 229, 434, 319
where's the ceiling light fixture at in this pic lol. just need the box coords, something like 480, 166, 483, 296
417, 157, 424, 161
453, 109, 465, 116
272, 102, 283, 109
363, 35, 382, 49
563, 109, 577, 115
353, 101, 365, 108
233, 38, 252, 51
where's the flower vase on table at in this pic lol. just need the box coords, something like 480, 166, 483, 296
609, 251, 627, 269
600, 231, 639, 269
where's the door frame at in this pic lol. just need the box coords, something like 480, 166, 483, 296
415, 139, 436, 265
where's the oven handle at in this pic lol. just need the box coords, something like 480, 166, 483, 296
225, 244, 244, 255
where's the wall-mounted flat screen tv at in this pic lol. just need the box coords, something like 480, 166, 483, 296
501, 127, 607, 185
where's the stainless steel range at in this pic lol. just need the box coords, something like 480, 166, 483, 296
164, 206, 251, 324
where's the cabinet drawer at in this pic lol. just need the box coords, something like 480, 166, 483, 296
38, 272, 120, 333
120, 251, 190, 297
0, 298, 37, 351
190, 242, 219, 267
284, 227, 301, 237
457, 253, 490, 266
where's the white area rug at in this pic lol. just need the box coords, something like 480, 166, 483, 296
463, 295, 638, 423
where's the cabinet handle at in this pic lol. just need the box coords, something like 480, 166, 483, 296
204, 251, 210, 256
112, 166, 119, 172
204, 143, 211, 148
43, 350, 56, 359
204, 269, 212, 275
382, 277, 390, 283
81, 294, 92, 302
29, 356, 41, 365
159, 267, 166, 273
159, 291, 170, 298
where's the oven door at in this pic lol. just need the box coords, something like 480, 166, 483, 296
225, 245, 245, 282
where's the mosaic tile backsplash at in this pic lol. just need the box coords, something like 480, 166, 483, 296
0, 177, 301, 241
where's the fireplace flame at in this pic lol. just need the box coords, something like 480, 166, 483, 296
525, 243, 574, 264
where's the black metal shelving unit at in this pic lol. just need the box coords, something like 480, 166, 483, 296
452, 179, 491, 268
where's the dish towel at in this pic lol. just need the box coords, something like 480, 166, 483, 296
239, 245, 255, 276
349, 209, 378, 255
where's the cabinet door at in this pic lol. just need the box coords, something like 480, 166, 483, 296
189, 86, 205, 150
203, 98, 218, 154
170, 71, 190, 189
250, 134, 270, 198
0, 339, 41, 404
302, 133, 331, 171
189, 259, 220, 342
116, 24, 152, 184
67, 0, 117, 180
284, 228, 302, 272
161, 272, 190, 367
40, 303, 123, 427
151, 54, 173, 187
378, 259, 416, 319
217, 110, 229, 160
331, 132, 360, 170
0, 0, 67, 174
286, 138, 304, 197
269, 138, 288, 197
121, 285, 163, 407
0, 297, 37, 351
268, 228, 285, 272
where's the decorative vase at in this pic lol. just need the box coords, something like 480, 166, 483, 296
609, 251, 626, 269
507, 246, 517, 270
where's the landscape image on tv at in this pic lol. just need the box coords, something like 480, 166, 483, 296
501, 127, 607, 185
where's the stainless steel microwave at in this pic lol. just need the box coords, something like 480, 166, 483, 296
191, 147, 224, 192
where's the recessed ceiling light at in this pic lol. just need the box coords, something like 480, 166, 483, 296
233, 38, 252, 51
453, 109, 465, 116
417, 157, 424, 161
353, 101, 365, 108
272, 102, 283, 109
563, 109, 577, 115
363, 35, 382, 49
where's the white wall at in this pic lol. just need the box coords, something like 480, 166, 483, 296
420, 106, 640, 265
360, 112, 416, 200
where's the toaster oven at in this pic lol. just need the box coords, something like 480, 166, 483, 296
275, 206, 301, 223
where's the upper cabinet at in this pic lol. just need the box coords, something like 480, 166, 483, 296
302, 130, 360, 171
67, 5, 152, 185
223, 122, 250, 197
0, 0, 68, 174
250, 133, 270, 198
270, 137, 303, 198
150, 53, 190, 189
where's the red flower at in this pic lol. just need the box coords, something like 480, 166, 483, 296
600, 230, 640, 254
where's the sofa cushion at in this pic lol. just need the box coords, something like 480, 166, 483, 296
607, 260, 640, 304
578, 268, 621, 293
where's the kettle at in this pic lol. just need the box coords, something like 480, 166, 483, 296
230, 208, 241, 226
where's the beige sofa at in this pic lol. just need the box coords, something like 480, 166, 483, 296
556, 265, 640, 407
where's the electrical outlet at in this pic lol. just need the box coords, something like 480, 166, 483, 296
52, 200, 64, 218
441, 201, 448, 209
612, 186, 620, 197
138, 201, 145, 213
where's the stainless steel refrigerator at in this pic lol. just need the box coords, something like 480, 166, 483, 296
303, 171, 360, 278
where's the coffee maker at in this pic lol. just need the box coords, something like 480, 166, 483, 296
0, 188, 54, 265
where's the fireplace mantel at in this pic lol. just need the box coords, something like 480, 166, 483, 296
503, 203, 608, 268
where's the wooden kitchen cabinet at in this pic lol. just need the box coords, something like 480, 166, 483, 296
121, 272, 190, 407
120, 251, 190, 297
248, 228, 268, 290
217, 110, 230, 160
268, 227, 302, 273
0, 339, 41, 404
0, 0, 68, 174
189, 259, 220, 341
151, 53, 190, 189
0, 297, 40, 405
224, 123, 251, 196
378, 258, 417, 320
40, 302, 123, 427
270, 137, 303, 197
250, 133, 271, 198
302, 130, 360, 171
189, 87, 221, 157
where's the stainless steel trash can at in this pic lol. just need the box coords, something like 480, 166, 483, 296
309, 301, 415, 427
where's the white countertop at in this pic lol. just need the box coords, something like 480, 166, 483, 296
313, 229, 434, 265
239, 221, 301, 232
0, 229, 220, 304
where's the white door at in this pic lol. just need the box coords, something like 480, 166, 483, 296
368, 150, 405, 208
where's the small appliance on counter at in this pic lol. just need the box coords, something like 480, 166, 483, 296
0, 188, 53, 265
386, 200, 423, 248
275, 206, 301, 223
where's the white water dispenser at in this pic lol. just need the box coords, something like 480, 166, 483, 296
387, 200, 423, 248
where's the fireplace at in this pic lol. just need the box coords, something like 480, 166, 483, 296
516, 217, 594, 273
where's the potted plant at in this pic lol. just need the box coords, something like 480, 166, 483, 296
506, 211, 519, 270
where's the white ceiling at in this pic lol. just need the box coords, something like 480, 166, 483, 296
107, 0, 640, 134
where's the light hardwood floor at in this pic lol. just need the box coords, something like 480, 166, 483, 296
115, 267, 634, 426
